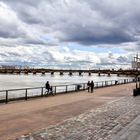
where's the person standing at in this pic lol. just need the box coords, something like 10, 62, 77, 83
90, 81, 94, 93
87, 81, 91, 92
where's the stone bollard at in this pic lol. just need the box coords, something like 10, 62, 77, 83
133, 88, 140, 96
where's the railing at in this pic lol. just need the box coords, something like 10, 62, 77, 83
0, 78, 134, 104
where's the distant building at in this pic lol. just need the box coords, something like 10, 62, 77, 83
0, 65, 22, 69
0, 65, 16, 69
132, 54, 140, 70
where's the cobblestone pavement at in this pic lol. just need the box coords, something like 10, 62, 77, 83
112, 114, 140, 140
16, 96, 140, 140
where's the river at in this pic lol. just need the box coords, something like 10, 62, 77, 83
0, 73, 133, 90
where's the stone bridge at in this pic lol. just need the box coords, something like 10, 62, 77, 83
0, 68, 139, 76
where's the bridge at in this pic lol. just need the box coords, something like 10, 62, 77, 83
0, 68, 139, 76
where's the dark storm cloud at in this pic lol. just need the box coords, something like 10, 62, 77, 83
23, 38, 46, 45
62, 29, 135, 45
0, 28, 24, 39
2, 0, 42, 24
16, 10, 41, 24
1, 0, 140, 46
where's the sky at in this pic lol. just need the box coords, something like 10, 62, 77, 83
0, 0, 139, 69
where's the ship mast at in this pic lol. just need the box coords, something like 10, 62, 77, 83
132, 52, 140, 70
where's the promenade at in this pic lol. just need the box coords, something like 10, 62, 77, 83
0, 83, 139, 140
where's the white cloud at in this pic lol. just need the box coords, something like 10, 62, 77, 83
0, 0, 139, 69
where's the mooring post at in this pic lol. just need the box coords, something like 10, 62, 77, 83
75, 85, 77, 91
6, 90, 8, 104
83, 83, 85, 90
54, 86, 56, 94
25, 89, 27, 100
105, 81, 107, 86
41, 87, 43, 97
66, 85, 68, 93
102, 82, 104, 87
96, 82, 98, 88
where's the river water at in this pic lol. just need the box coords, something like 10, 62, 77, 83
0, 73, 133, 90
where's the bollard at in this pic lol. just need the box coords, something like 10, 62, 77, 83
96, 82, 98, 88
41, 87, 43, 97
25, 89, 27, 100
54, 86, 56, 94
66, 85, 68, 93
83, 83, 85, 90
102, 82, 103, 87
51, 72, 54, 75
6, 90, 8, 104
133, 88, 140, 96
105, 81, 107, 86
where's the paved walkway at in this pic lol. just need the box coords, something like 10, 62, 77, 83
16, 88, 140, 140
0, 83, 137, 140
112, 111, 140, 140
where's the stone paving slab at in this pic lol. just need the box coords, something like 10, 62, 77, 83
112, 111, 140, 140
16, 96, 140, 140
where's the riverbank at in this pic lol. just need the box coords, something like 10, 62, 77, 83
0, 78, 134, 104
0, 83, 136, 139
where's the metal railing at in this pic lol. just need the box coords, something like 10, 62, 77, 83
0, 78, 134, 104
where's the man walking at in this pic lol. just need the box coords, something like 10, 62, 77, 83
90, 81, 94, 93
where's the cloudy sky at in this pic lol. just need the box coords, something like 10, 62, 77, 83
0, 0, 139, 69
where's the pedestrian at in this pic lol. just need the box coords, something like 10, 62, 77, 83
45, 81, 54, 95
90, 81, 94, 93
87, 81, 91, 92
77, 84, 81, 91
115, 80, 118, 85
45, 81, 50, 93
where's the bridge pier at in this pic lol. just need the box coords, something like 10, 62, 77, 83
33, 71, 37, 75
79, 72, 82, 76
41, 71, 45, 75
98, 72, 101, 76
60, 72, 64, 76
51, 72, 54, 75
117, 73, 120, 76
69, 72, 72, 76
7, 71, 14, 74
1, 70, 6, 74
24, 71, 28, 74
108, 72, 111, 76
15, 71, 21, 74
88, 72, 91, 76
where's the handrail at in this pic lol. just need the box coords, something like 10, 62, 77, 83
0, 87, 44, 92
0, 78, 134, 104
0, 79, 131, 92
